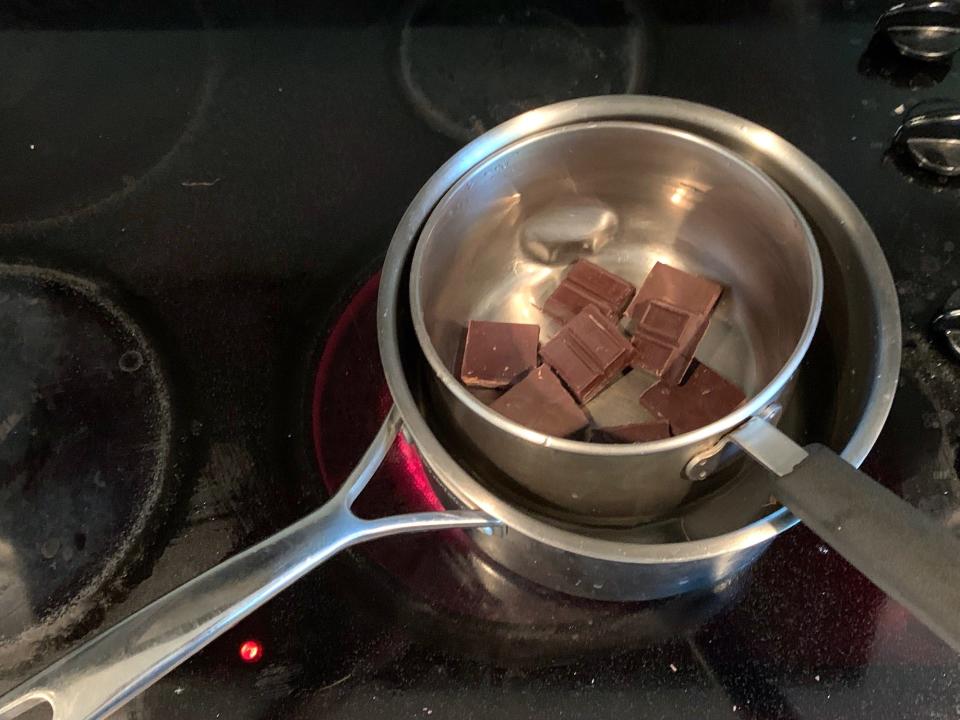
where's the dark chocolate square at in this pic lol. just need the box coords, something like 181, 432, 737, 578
592, 421, 671, 443
460, 320, 539, 389
627, 262, 723, 319
490, 365, 589, 438
627, 263, 723, 384
543, 259, 636, 323
632, 333, 680, 374
638, 301, 693, 343
639, 362, 746, 435
540, 304, 633, 403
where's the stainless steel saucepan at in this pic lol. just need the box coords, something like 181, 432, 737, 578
411, 120, 821, 523
2, 96, 958, 720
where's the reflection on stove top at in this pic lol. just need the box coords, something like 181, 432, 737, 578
0, 1, 218, 233
399, 0, 648, 140
0, 264, 175, 670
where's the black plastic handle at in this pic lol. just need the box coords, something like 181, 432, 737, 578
774, 444, 960, 653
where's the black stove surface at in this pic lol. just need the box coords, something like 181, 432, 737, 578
2, 2, 960, 718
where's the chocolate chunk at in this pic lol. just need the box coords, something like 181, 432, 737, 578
490, 365, 589, 437
540, 304, 633, 403
460, 320, 539, 389
627, 263, 722, 384
639, 362, 746, 435
592, 420, 671, 444
468, 387, 504, 406
543, 259, 636, 323
629, 262, 723, 316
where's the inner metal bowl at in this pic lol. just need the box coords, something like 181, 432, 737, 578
410, 120, 821, 521
379, 96, 900, 601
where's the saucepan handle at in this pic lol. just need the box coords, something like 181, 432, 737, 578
0, 406, 499, 720
730, 418, 960, 653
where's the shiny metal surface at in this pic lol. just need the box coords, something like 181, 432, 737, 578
519, 198, 619, 264
727, 417, 809, 476
904, 137, 960, 175
683, 402, 781, 481
877, 0, 960, 60
0, 408, 498, 720
379, 95, 900, 599
932, 288, 960, 361
411, 121, 822, 522
896, 104, 960, 176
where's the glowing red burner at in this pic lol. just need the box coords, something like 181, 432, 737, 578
305, 272, 743, 642
312, 272, 443, 514
238, 639, 263, 664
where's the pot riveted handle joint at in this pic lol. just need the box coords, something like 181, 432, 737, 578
683, 404, 784, 482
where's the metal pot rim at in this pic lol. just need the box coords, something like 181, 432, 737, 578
378, 95, 901, 563
409, 119, 824, 456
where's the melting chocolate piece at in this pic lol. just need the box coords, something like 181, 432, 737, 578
639, 361, 746, 435
540, 304, 633, 403
460, 320, 539, 388
627, 263, 723, 384
543, 259, 636, 323
592, 420, 671, 444
490, 365, 589, 438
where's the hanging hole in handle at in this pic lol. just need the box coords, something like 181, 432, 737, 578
0, 694, 53, 720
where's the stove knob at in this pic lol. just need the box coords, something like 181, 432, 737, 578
876, 0, 960, 60
894, 101, 960, 176
932, 289, 960, 361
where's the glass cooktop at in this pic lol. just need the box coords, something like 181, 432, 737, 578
1, 1, 959, 718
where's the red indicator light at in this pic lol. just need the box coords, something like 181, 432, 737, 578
239, 639, 263, 663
